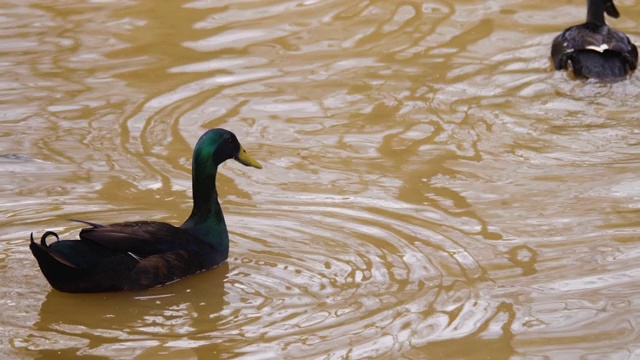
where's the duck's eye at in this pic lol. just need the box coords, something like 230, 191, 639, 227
225, 136, 233, 143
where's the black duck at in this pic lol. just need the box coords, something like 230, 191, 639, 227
551, 0, 638, 81
29, 128, 262, 293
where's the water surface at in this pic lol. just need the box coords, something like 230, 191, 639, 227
2, 0, 640, 358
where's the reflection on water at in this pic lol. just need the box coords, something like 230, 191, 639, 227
2, 0, 640, 358
29, 262, 228, 358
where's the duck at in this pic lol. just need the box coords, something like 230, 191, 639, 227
29, 128, 262, 293
551, 0, 638, 82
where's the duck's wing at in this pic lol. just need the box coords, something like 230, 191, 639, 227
625, 42, 639, 70
551, 30, 574, 69
77, 221, 205, 257
551, 25, 597, 69
605, 30, 638, 70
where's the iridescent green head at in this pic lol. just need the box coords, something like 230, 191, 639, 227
193, 128, 262, 169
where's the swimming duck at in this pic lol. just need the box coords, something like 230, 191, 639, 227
29, 128, 262, 293
551, 0, 638, 81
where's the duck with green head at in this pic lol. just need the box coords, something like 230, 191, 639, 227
29, 128, 262, 293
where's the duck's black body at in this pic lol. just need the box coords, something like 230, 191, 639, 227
551, 0, 637, 81
29, 129, 262, 293
30, 222, 225, 292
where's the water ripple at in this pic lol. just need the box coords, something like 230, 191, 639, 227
2, 0, 640, 358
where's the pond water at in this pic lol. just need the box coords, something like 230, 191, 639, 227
2, 0, 640, 358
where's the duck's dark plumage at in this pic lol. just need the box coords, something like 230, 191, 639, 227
29, 128, 262, 293
551, 0, 638, 81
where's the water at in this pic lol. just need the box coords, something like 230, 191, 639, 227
2, 0, 640, 358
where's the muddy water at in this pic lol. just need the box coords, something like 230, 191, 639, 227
2, 0, 640, 358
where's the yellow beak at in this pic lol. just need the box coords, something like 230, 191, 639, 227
235, 146, 262, 169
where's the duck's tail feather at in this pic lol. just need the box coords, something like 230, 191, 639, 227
29, 231, 78, 268
40, 231, 60, 246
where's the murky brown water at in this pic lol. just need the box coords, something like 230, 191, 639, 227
2, 0, 640, 358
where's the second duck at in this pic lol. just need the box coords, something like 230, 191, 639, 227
551, 0, 638, 82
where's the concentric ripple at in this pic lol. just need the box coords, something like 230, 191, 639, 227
2, 0, 640, 359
